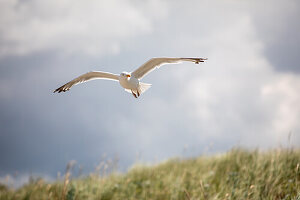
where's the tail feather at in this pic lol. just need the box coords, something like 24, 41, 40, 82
138, 82, 152, 95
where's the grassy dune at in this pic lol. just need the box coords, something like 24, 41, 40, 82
1, 149, 299, 200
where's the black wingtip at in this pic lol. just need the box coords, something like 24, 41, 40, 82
53, 87, 61, 93
53, 85, 68, 93
194, 58, 208, 64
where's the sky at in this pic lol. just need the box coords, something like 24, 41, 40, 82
1, 0, 300, 187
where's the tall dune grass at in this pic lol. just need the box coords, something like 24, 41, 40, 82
1, 148, 299, 200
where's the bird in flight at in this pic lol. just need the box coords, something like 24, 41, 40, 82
54, 57, 207, 98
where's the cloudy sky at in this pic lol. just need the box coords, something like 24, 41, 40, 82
1, 0, 300, 186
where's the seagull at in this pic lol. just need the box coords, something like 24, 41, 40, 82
54, 57, 207, 98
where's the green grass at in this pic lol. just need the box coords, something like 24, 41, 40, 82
1, 149, 300, 200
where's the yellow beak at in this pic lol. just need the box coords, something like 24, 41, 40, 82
126, 74, 131, 77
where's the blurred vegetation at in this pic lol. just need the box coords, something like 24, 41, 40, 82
1, 148, 299, 200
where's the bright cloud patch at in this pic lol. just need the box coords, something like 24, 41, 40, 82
0, 0, 167, 56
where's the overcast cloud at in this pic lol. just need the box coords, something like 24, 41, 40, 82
0, 0, 299, 187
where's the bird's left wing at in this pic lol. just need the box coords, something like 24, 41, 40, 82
53, 71, 119, 93
131, 57, 207, 79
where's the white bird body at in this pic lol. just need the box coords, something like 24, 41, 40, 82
119, 74, 139, 90
54, 57, 207, 98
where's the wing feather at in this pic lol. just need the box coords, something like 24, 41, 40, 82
53, 71, 119, 93
131, 57, 207, 79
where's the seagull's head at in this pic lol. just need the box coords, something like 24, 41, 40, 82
120, 72, 131, 78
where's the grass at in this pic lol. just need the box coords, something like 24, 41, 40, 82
1, 148, 299, 200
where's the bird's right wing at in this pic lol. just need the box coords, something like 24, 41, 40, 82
53, 71, 119, 93
131, 57, 207, 79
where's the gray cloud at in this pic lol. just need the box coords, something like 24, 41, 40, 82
246, 0, 300, 73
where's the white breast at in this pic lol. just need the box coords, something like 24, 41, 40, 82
119, 77, 139, 90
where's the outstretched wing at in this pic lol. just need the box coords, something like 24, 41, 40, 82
131, 57, 207, 79
53, 71, 119, 93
